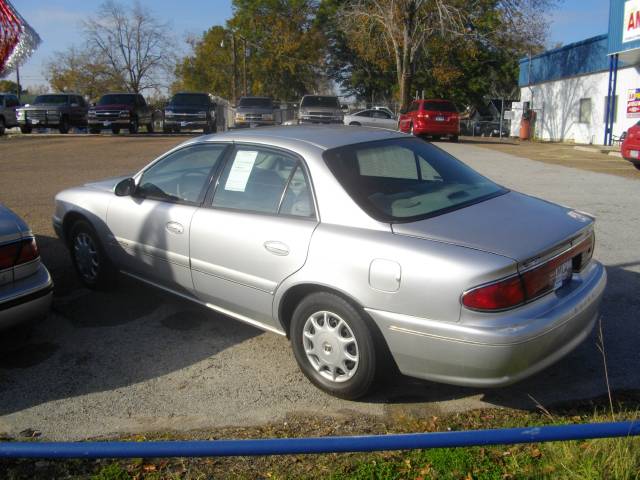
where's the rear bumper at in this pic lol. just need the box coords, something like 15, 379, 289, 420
0, 264, 53, 331
367, 260, 606, 387
413, 122, 459, 136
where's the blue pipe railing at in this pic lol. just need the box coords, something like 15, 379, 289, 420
0, 421, 638, 459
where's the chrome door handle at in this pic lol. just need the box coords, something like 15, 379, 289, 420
264, 241, 289, 256
166, 221, 184, 234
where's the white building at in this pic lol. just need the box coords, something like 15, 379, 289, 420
511, 0, 640, 146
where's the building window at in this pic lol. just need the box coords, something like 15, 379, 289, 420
578, 98, 591, 124
603, 96, 618, 123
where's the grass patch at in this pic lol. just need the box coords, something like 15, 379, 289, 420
1, 393, 639, 479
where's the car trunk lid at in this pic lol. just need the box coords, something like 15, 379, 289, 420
391, 191, 594, 263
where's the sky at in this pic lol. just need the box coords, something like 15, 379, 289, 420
9, 0, 609, 89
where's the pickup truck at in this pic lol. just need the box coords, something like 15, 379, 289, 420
164, 92, 217, 133
298, 95, 344, 124
88, 93, 153, 134
0, 93, 20, 135
233, 96, 276, 128
16, 94, 88, 134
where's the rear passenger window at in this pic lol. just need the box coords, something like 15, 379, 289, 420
212, 148, 297, 214
279, 166, 315, 218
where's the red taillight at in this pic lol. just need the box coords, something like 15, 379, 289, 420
462, 276, 525, 311
0, 238, 40, 270
16, 237, 40, 265
463, 233, 595, 312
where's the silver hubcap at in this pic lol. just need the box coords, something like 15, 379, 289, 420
303, 311, 359, 383
74, 232, 99, 282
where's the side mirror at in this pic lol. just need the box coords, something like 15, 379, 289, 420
115, 178, 136, 197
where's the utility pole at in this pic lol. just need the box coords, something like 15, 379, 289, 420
242, 37, 247, 96
16, 65, 21, 102
231, 33, 237, 105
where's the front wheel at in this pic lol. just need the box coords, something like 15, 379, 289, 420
69, 220, 117, 290
146, 122, 154, 133
129, 117, 139, 134
20, 126, 32, 134
111, 127, 121, 135
290, 292, 378, 399
58, 117, 70, 134
89, 127, 101, 134
450, 135, 459, 143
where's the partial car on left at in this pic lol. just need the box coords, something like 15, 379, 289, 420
0, 204, 53, 335
0, 92, 20, 135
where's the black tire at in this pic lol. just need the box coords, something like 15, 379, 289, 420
111, 127, 121, 135
20, 126, 32, 134
89, 127, 101, 134
173, 126, 180, 134
634, 162, 640, 171
290, 292, 378, 399
432, 135, 441, 141
349, 122, 361, 126
410, 123, 415, 136
0, 117, 5, 135
146, 122, 154, 133
129, 117, 139, 134
451, 135, 459, 143
69, 220, 117, 290
58, 117, 70, 134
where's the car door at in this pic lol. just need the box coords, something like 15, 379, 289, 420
398, 101, 418, 132
370, 110, 396, 129
353, 110, 374, 127
106, 143, 229, 291
5, 95, 19, 126
189, 145, 318, 331
70, 95, 87, 126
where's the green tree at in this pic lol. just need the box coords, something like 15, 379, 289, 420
0, 79, 20, 94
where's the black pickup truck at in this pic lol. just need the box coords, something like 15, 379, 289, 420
0, 93, 20, 135
16, 94, 88, 134
88, 93, 154, 134
164, 92, 218, 133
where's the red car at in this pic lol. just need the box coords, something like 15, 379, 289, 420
398, 99, 459, 142
621, 123, 640, 171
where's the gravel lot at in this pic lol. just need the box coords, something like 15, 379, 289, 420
0, 135, 638, 441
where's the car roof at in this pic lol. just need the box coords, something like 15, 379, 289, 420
199, 125, 406, 151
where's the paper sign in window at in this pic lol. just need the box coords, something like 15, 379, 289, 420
225, 150, 258, 192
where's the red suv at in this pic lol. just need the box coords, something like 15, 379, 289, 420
398, 99, 459, 142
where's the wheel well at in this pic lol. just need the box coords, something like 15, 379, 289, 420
278, 283, 365, 337
61, 211, 90, 245
349, 122, 361, 126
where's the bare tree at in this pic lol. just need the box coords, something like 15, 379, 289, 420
340, 0, 557, 109
83, 0, 176, 93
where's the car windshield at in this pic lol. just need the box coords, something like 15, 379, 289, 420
323, 138, 507, 222
34, 95, 68, 105
423, 101, 457, 112
98, 94, 135, 106
170, 93, 210, 106
301, 96, 340, 108
238, 97, 272, 108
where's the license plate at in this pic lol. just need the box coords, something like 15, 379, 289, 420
31, 119, 39, 125
103, 121, 111, 126
435, 116, 445, 122
180, 121, 188, 127
553, 260, 573, 290
631, 150, 639, 159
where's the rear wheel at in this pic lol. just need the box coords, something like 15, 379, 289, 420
146, 122, 154, 133
69, 220, 117, 290
349, 122, 361, 126
634, 162, 640, 171
89, 127, 101, 134
20, 126, 32, 134
111, 127, 121, 135
0, 117, 5, 135
129, 117, 139, 134
451, 135, 459, 143
290, 292, 378, 399
432, 135, 441, 141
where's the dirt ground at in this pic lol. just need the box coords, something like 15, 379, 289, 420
461, 136, 640, 180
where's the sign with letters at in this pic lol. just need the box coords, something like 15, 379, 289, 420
627, 89, 640, 118
624, 0, 640, 43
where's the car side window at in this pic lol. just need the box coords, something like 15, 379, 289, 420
356, 110, 372, 117
279, 165, 315, 218
212, 147, 298, 214
6, 96, 18, 107
372, 111, 391, 119
137, 144, 226, 204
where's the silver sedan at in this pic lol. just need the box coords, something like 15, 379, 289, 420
53, 126, 606, 399
1, 204, 53, 334
344, 109, 398, 129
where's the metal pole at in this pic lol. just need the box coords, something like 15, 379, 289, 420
609, 54, 619, 146
242, 37, 247, 96
231, 33, 237, 105
605, 55, 614, 145
500, 98, 504, 140
16, 65, 21, 102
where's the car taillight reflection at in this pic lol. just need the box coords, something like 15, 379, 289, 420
463, 234, 595, 312
0, 238, 40, 270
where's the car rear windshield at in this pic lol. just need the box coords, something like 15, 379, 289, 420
323, 138, 507, 222
98, 94, 135, 106
301, 96, 340, 108
170, 93, 210, 106
34, 95, 68, 105
238, 97, 273, 108
422, 101, 457, 112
